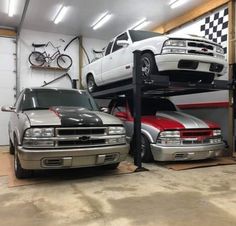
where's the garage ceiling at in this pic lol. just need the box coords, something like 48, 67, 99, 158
1, 0, 207, 40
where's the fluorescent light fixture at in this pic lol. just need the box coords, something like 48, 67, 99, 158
53, 5, 68, 24
8, 0, 16, 17
129, 18, 150, 30
169, 0, 189, 9
91, 12, 112, 30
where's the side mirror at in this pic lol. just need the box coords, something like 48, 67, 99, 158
115, 111, 128, 120
117, 40, 129, 47
100, 107, 109, 113
1, 105, 16, 112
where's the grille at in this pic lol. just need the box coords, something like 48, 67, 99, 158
58, 139, 106, 147
55, 127, 109, 148
188, 42, 214, 50
57, 128, 106, 136
181, 130, 212, 137
187, 40, 217, 57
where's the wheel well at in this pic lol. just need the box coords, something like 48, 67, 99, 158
86, 73, 94, 83
141, 50, 158, 71
141, 50, 155, 57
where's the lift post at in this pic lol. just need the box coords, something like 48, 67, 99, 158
133, 50, 143, 170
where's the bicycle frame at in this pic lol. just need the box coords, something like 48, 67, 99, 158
42, 49, 61, 64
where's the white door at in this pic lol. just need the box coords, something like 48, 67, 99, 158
102, 33, 133, 84
0, 37, 16, 145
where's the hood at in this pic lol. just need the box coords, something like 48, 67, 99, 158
25, 110, 61, 126
25, 107, 122, 127
142, 111, 213, 130
166, 33, 220, 46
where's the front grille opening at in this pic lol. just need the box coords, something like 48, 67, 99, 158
178, 60, 198, 69
188, 42, 214, 50
58, 128, 106, 136
58, 139, 106, 147
43, 159, 63, 166
209, 63, 224, 73
188, 50, 214, 56
105, 154, 117, 162
174, 153, 187, 159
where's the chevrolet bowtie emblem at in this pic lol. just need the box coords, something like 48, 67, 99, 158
78, 136, 90, 141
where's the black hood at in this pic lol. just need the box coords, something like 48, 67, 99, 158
50, 106, 103, 127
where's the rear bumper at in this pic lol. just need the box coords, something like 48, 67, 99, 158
17, 144, 129, 169
150, 143, 225, 161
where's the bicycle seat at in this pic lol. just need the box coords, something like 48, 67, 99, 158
32, 43, 46, 48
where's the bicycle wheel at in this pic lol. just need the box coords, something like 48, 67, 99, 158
57, 54, 73, 69
28, 51, 45, 67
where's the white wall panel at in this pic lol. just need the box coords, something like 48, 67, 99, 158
0, 37, 16, 145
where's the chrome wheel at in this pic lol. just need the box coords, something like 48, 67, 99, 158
141, 57, 151, 77
141, 136, 146, 158
87, 75, 97, 93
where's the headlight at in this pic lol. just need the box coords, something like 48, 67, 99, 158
213, 129, 221, 136
24, 128, 54, 137
159, 131, 180, 138
108, 126, 126, 135
164, 39, 186, 47
216, 46, 224, 54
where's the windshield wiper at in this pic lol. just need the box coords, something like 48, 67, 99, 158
22, 107, 49, 111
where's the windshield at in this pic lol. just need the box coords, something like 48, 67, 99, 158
128, 98, 177, 116
22, 89, 99, 111
129, 30, 161, 42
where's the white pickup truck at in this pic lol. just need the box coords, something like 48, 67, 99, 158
82, 30, 227, 92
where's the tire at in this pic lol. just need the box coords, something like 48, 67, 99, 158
14, 137, 33, 179
28, 51, 45, 67
102, 163, 120, 170
87, 74, 97, 93
141, 135, 154, 163
141, 53, 157, 79
9, 138, 14, 155
57, 54, 73, 69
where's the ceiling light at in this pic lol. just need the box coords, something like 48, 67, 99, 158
91, 12, 112, 30
8, 0, 16, 17
169, 0, 189, 9
129, 18, 150, 30
53, 5, 68, 24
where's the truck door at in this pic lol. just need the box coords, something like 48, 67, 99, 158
102, 32, 133, 84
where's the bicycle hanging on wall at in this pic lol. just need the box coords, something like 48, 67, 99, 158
28, 41, 73, 69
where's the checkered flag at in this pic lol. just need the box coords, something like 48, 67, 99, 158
200, 8, 228, 54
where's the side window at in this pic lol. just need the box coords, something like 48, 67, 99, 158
112, 33, 129, 53
105, 41, 113, 56
111, 100, 126, 115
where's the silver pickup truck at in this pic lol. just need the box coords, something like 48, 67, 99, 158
1, 88, 129, 178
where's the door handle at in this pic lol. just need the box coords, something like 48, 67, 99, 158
109, 56, 112, 60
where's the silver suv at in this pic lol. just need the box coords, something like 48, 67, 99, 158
2, 88, 129, 178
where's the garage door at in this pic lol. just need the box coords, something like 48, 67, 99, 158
0, 37, 16, 145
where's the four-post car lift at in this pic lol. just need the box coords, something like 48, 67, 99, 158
91, 50, 235, 171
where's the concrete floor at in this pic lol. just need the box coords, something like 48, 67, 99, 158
1, 154, 236, 226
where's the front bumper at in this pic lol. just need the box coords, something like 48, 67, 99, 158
150, 143, 225, 161
17, 144, 129, 169
155, 54, 227, 76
